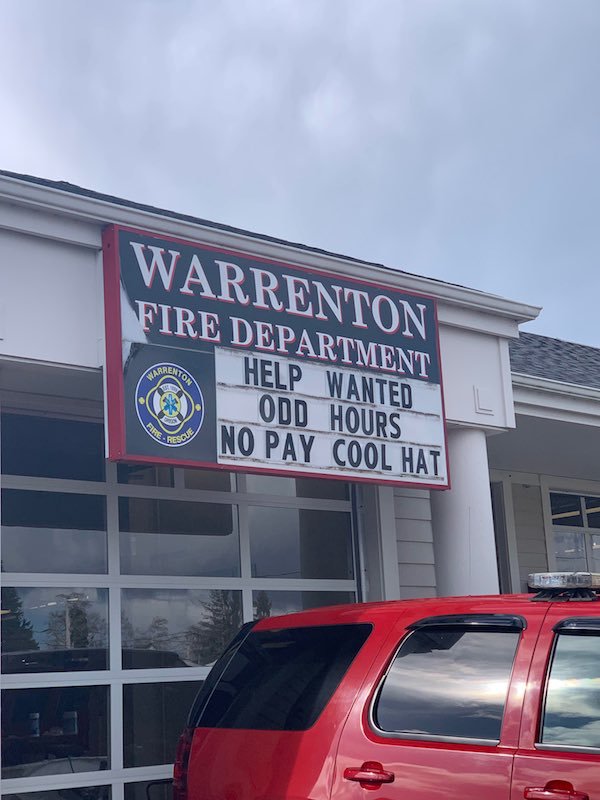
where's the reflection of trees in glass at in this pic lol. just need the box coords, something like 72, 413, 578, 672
254, 590, 272, 619
122, 613, 175, 653
122, 609, 135, 647
185, 590, 242, 663
1, 586, 39, 652
46, 592, 106, 649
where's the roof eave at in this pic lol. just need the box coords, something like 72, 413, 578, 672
0, 171, 541, 326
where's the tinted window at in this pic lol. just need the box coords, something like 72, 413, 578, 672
541, 633, 600, 748
375, 628, 519, 741
197, 624, 371, 730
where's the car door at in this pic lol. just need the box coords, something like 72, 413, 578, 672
512, 604, 600, 800
333, 601, 547, 800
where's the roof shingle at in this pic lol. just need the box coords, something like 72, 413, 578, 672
510, 332, 600, 389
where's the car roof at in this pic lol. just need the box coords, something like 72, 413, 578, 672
253, 593, 600, 630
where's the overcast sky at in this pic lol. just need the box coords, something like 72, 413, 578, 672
1, 1, 599, 345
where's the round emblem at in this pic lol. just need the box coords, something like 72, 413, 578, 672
135, 363, 204, 447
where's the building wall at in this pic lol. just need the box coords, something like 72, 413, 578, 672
0, 228, 103, 368
394, 487, 436, 599
511, 483, 548, 591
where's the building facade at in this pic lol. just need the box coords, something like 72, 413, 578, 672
0, 171, 598, 800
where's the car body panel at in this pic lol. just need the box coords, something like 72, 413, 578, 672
332, 597, 548, 800
512, 603, 600, 800
182, 593, 600, 800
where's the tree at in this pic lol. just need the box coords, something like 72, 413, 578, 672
145, 616, 170, 650
1, 586, 39, 652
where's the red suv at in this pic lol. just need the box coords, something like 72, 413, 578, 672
174, 573, 600, 800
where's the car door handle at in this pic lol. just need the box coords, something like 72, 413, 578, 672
525, 781, 589, 800
344, 761, 395, 787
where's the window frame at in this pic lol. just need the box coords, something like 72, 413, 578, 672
536, 624, 600, 755
547, 490, 600, 573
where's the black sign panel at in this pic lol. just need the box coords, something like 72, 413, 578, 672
103, 225, 449, 488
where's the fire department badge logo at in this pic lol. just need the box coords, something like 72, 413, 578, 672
135, 363, 204, 447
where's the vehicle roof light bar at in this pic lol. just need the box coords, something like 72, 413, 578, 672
528, 572, 600, 602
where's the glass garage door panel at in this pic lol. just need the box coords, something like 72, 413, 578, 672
119, 497, 239, 577
123, 681, 200, 768
1, 586, 109, 673
121, 588, 242, 668
3, 789, 111, 800
252, 590, 355, 619
1, 490, 107, 574
249, 506, 354, 579
1, 685, 110, 778
1, 414, 105, 482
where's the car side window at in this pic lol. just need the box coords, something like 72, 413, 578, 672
373, 618, 521, 742
540, 624, 600, 750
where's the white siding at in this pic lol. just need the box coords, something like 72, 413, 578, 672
512, 483, 548, 591
394, 487, 437, 599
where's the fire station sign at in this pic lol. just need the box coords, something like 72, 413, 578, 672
102, 225, 449, 488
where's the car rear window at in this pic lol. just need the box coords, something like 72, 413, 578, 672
195, 623, 371, 731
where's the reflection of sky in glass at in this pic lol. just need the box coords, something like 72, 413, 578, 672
542, 634, 600, 748
376, 630, 519, 741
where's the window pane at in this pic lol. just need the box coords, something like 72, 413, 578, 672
123, 681, 200, 767
118, 464, 174, 487
245, 473, 349, 499
541, 633, 600, 748
554, 531, 587, 571
585, 496, 600, 529
1, 587, 108, 673
183, 468, 233, 491
125, 781, 171, 800
249, 507, 353, 579
550, 493, 583, 527
1, 490, 107, 574
1, 685, 109, 778
1, 414, 105, 481
119, 498, 239, 577
122, 588, 242, 668
197, 624, 371, 730
253, 590, 355, 619
3, 788, 110, 800
375, 628, 519, 741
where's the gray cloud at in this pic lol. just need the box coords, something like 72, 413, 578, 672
1, 0, 599, 344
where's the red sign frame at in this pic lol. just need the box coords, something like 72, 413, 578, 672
102, 223, 450, 489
